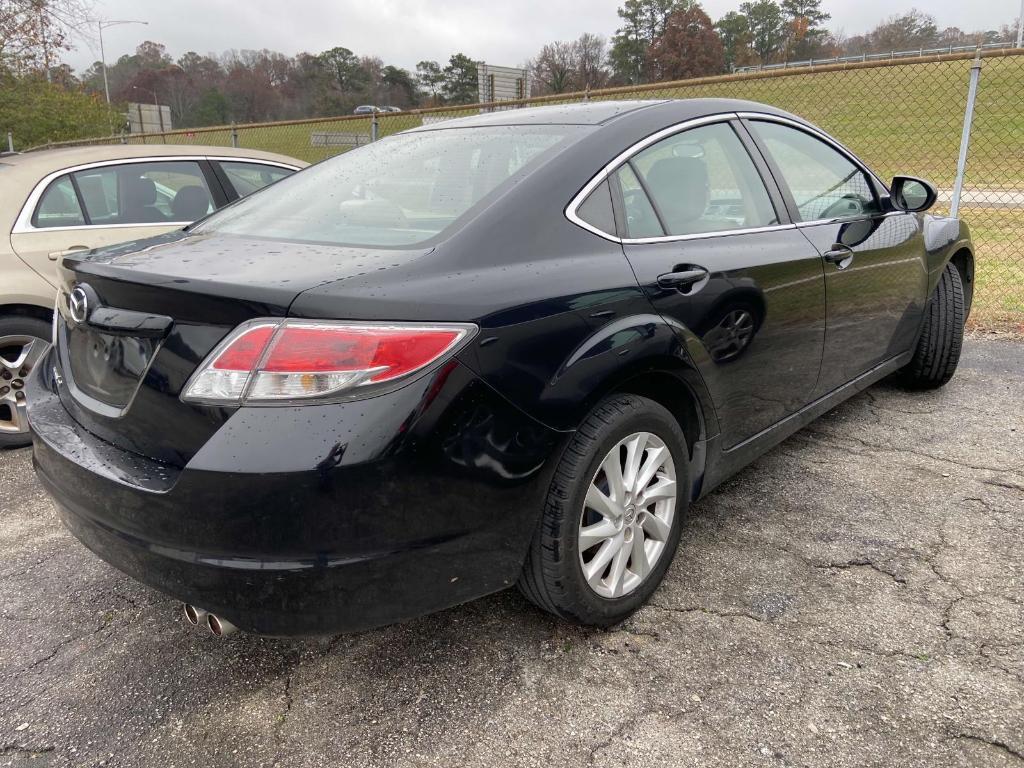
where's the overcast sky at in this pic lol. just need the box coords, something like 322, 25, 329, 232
65, 0, 1021, 73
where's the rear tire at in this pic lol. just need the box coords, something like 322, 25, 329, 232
518, 394, 688, 626
0, 315, 51, 449
898, 262, 965, 389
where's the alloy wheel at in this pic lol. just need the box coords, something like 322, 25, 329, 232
0, 335, 46, 436
578, 431, 677, 599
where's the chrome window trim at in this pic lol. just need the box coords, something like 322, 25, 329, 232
794, 210, 906, 229
735, 112, 887, 189
736, 111, 890, 224
565, 110, 893, 244
565, 112, 796, 244
12, 156, 300, 235
614, 222, 797, 245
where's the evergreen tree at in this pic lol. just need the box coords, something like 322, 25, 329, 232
442, 54, 478, 104
739, 0, 787, 63
781, 0, 831, 59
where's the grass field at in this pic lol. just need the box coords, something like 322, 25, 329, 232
76, 55, 1024, 329
964, 207, 1024, 330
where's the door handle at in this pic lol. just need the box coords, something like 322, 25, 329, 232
823, 244, 854, 265
657, 267, 709, 289
48, 245, 89, 261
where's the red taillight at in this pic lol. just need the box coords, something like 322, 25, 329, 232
182, 320, 474, 404
212, 325, 276, 371
261, 326, 461, 383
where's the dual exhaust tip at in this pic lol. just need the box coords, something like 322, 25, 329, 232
183, 603, 237, 637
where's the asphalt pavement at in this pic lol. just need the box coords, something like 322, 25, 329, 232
1, 337, 1022, 768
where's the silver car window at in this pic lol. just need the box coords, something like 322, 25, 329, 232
33, 175, 86, 228
72, 160, 214, 225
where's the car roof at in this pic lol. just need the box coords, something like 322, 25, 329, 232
2, 143, 304, 174
1, 145, 307, 232
407, 100, 664, 130
406, 98, 797, 131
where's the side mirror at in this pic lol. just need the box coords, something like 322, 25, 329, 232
890, 176, 937, 213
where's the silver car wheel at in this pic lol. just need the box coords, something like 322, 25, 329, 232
0, 335, 46, 436
578, 431, 677, 599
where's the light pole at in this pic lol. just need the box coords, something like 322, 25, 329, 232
1018, 0, 1023, 48
98, 19, 148, 104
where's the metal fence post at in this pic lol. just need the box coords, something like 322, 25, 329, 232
1018, 0, 1023, 48
950, 54, 982, 219
230, 122, 239, 148
371, 113, 379, 142
6, 132, 12, 153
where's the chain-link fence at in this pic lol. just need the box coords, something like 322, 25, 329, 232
24, 49, 1024, 329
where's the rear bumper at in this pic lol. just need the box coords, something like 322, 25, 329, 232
28, 352, 564, 635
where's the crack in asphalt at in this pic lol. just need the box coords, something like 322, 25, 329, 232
953, 733, 1024, 763
982, 478, 1024, 494
586, 711, 649, 765
809, 558, 907, 585
646, 602, 766, 623
0, 550, 63, 582
863, 389, 941, 416
800, 428, 1024, 478
0, 744, 56, 756
617, 626, 661, 641
940, 594, 969, 641
275, 672, 294, 746
20, 613, 125, 673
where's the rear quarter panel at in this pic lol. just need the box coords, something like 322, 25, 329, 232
1, 245, 58, 308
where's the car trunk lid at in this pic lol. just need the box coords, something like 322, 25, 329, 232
52, 231, 430, 465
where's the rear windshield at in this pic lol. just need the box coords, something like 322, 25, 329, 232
195, 125, 586, 247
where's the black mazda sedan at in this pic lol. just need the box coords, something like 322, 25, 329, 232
27, 99, 973, 637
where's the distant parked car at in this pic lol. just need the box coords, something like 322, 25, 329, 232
0, 144, 305, 447
353, 105, 380, 115
383, 106, 403, 113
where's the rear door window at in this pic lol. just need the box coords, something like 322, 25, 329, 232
218, 161, 293, 198
629, 122, 779, 236
614, 164, 663, 239
33, 176, 86, 228
71, 160, 215, 225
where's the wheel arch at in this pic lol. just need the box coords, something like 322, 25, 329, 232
574, 361, 717, 502
0, 302, 53, 325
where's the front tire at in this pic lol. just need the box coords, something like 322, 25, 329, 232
0, 315, 51, 449
518, 395, 688, 626
898, 262, 965, 389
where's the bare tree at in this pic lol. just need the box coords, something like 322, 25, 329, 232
574, 33, 610, 90
529, 33, 610, 95
0, 0, 92, 74
529, 41, 576, 94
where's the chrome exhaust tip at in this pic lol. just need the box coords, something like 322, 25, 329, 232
183, 603, 208, 627
207, 613, 238, 637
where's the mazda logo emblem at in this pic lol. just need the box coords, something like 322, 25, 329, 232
69, 286, 90, 324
